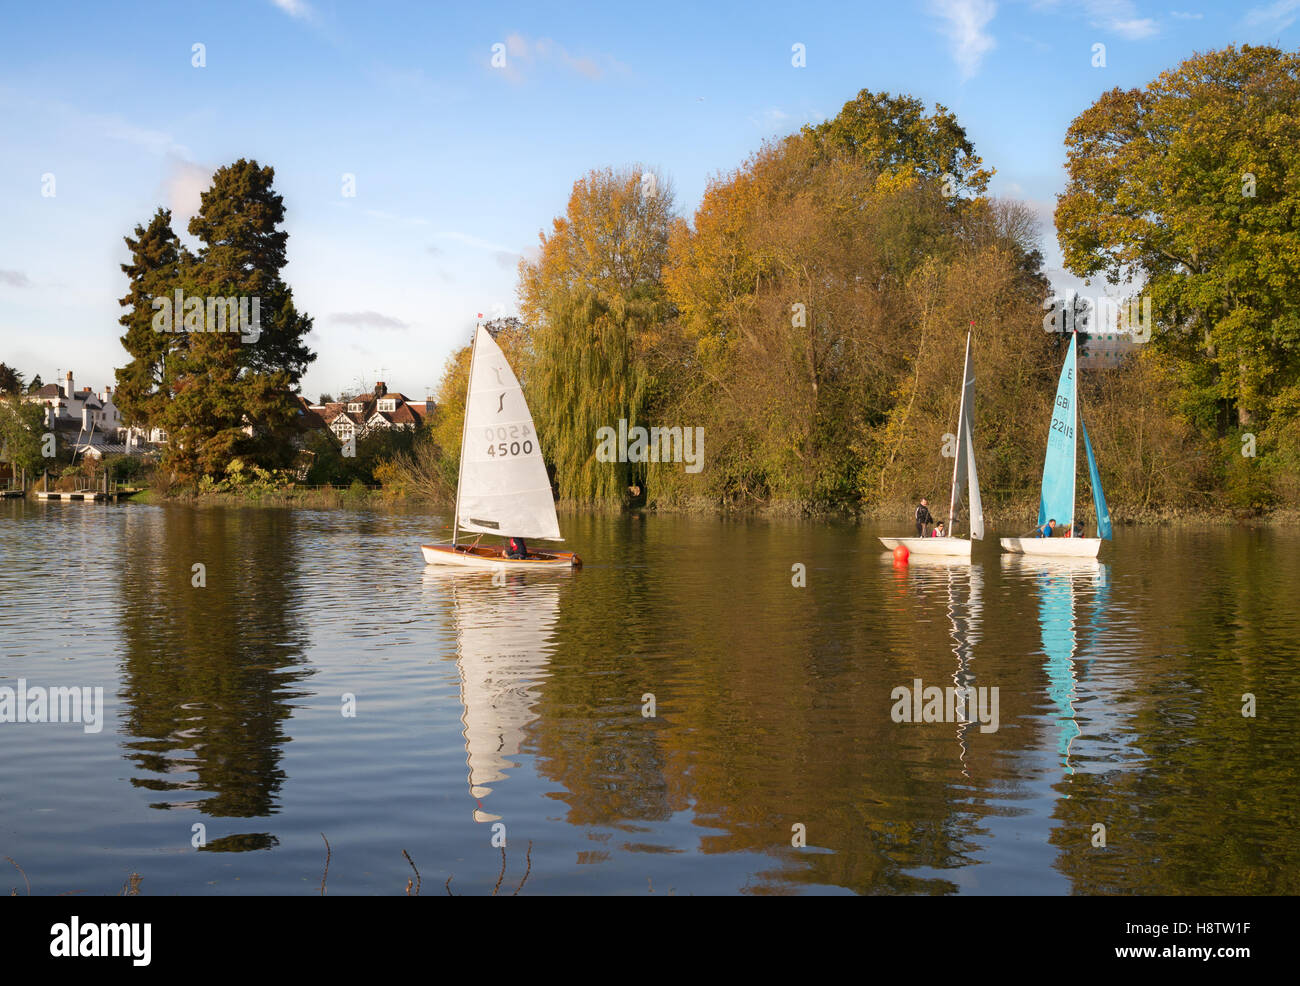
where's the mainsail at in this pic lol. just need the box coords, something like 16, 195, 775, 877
949, 331, 985, 540
456, 325, 562, 541
1038, 335, 1078, 529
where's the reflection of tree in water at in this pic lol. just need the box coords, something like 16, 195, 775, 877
115, 507, 311, 845
532, 524, 993, 894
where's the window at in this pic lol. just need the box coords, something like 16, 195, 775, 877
377, 399, 396, 412
347, 402, 364, 413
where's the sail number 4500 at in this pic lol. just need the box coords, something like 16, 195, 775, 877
484, 425, 533, 457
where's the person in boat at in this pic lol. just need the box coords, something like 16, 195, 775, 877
505, 536, 529, 559
915, 498, 933, 537
1068, 520, 1084, 538
1036, 519, 1057, 538
931, 521, 947, 537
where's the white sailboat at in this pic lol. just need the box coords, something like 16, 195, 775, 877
422, 323, 582, 569
1000, 333, 1112, 558
880, 330, 984, 559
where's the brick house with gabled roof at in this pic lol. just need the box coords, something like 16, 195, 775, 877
311, 382, 432, 443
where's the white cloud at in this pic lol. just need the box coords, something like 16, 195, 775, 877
269, 0, 312, 20
928, 0, 998, 80
1083, 0, 1159, 38
163, 157, 213, 224
328, 311, 409, 330
1170, 10, 1204, 19
494, 33, 624, 82
1244, 0, 1300, 32
0, 269, 32, 288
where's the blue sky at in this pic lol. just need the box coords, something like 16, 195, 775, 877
0, 0, 1294, 402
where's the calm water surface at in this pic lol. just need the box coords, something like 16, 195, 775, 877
1, 500, 1297, 895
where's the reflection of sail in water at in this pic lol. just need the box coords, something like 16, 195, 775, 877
946, 564, 983, 774
1011, 558, 1104, 775
445, 576, 560, 823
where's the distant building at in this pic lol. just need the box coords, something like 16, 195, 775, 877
1079, 333, 1138, 370
312, 382, 432, 443
23, 370, 153, 458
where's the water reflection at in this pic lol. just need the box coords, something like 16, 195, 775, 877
423, 570, 561, 823
1004, 557, 1109, 775
115, 507, 312, 847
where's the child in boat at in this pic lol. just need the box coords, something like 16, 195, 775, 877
931, 521, 947, 537
505, 536, 528, 559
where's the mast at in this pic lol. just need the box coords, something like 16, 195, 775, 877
451, 321, 481, 548
1070, 331, 1078, 529
948, 331, 971, 538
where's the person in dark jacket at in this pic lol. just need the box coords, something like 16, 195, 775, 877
915, 499, 933, 537
505, 536, 528, 559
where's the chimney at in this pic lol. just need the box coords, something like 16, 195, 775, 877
66, 371, 73, 399
82, 406, 92, 431
374, 381, 387, 397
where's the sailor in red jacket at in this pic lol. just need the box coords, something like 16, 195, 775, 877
505, 536, 528, 559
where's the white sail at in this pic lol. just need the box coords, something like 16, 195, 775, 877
456, 325, 562, 540
949, 332, 985, 540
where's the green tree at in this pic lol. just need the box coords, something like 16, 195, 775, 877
0, 395, 48, 477
0, 363, 24, 394
115, 207, 184, 430
116, 161, 316, 481
1056, 45, 1300, 429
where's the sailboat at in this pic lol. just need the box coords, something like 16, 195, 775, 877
880, 330, 984, 559
1000, 332, 1112, 558
422, 323, 582, 569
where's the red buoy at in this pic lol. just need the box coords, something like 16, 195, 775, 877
893, 544, 909, 564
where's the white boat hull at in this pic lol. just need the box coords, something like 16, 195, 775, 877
998, 537, 1102, 558
879, 536, 974, 558
422, 544, 581, 570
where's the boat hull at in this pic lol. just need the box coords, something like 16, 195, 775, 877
998, 537, 1102, 558
879, 536, 974, 558
422, 544, 581, 569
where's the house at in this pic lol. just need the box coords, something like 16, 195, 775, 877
23, 370, 152, 458
313, 382, 431, 444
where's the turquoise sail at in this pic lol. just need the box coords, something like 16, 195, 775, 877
1080, 416, 1112, 540
1037, 335, 1078, 530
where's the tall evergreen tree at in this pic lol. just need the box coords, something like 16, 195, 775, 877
115, 160, 315, 479
115, 207, 185, 430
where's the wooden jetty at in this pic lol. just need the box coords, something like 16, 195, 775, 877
34, 490, 135, 502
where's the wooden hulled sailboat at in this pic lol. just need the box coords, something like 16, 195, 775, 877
421, 324, 581, 569
880, 330, 985, 559
1000, 333, 1112, 558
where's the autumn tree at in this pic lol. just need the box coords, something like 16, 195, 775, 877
519, 166, 677, 501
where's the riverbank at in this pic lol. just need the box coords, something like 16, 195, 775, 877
97, 486, 1300, 527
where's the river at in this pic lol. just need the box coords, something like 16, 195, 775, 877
1, 500, 1296, 894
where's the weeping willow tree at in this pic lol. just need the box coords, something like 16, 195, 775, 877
519, 165, 678, 502
528, 286, 664, 499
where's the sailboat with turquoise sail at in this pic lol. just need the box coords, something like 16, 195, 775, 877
880, 330, 984, 559
1000, 332, 1112, 558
